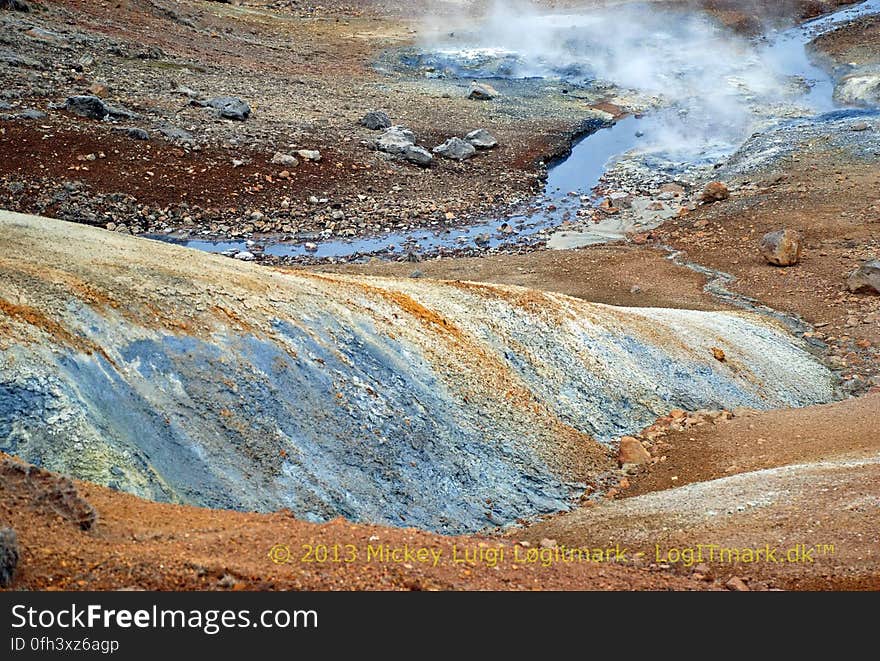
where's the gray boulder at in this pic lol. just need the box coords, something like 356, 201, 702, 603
468, 82, 498, 100
271, 152, 299, 167
297, 149, 321, 162
64, 95, 109, 120
361, 110, 391, 130
0, 528, 18, 588
377, 126, 416, 155
404, 145, 433, 167
207, 96, 251, 120
433, 137, 476, 161
465, 128, 498, 149
847, 259, 880, 294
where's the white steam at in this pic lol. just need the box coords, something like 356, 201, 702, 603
419, 0, 813, 162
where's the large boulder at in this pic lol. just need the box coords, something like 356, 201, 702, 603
64, 95, 109, 120
468, 82, 498, 100
700, 181, 729, 203
207, 96, 250, 120
0, 528, 18, 588
433, 137, 476, 161
618, 436, 650, 466
847, 259, 880, 294
465, 128, 498, 149
760, 229, 802, 266
376, 126, 416, 155
403, 145, 433, 167
360, 110, 391, 131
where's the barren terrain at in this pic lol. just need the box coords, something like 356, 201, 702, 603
1, 0, 879, 592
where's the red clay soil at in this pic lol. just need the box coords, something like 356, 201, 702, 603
0, 454, 705, 591
0, 117, 366, 215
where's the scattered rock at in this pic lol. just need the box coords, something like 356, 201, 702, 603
88, 82, 109, 98
1, 109, 46, 120
618, 436, 650, 465
468, 82, 498, 100
136, 46, 164, 60
847, 260, 880, 294
700, 181, 729, 203
64, 95, 109, 120
207, 96, 250, 120
376, 126, 416, 155
760, 229, 802, 266
403, 145, 433, 167
851, 121, 870, 132
105, 103, 140, 120
465, 128, 498, 149
297, 149, 321, 162
0, 50, 43, 69
360, 110, 391, 130
233, 251, 255, 261
25, 27, 66, 45
409, 270, 424, 278
725, 576, 750, 591
158, 125, 194, 142
539, 538, 558, 549
174, 84, 200, 99
271, 152, 299, 167
0, 528, 18, 588
116, 127, 149, 140
433, 137, 476, 161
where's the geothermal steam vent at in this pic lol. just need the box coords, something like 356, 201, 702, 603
0, 212, 834, 533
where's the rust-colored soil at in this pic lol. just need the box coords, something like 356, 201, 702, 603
0, 454, 703, 591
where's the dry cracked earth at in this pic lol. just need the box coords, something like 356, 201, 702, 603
1, 0, 879, 591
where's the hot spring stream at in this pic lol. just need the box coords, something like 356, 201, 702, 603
150, 0, 880, 261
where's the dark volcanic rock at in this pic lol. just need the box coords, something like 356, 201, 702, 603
207, 96, 250, 120
65, 95, 109, 120
118, 127, 150, 140
361, 110, 391, 130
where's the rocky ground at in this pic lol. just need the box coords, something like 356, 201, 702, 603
1, 0, 879, 591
